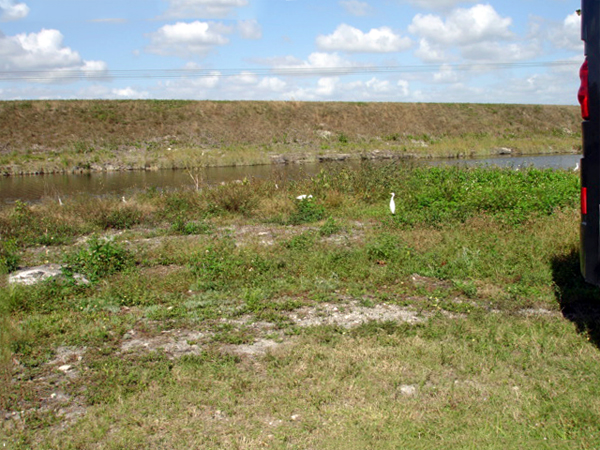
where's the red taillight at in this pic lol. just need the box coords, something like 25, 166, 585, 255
582, 187, 588, 215
579, 59, 589, 120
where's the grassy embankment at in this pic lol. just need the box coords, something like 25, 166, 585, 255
0, 100, 581, 175
1, 163, 600, 448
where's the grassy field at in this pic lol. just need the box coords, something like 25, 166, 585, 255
1, 163, 599, 448
0, 100, 581, 175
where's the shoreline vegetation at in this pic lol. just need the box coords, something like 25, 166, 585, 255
2, 163, 600, 447
0, 100, 581, 176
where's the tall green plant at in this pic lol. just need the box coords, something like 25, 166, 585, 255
0, 239, 19, 274
64, 236, 133, 282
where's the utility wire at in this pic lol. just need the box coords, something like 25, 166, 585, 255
0, 60, 580, 82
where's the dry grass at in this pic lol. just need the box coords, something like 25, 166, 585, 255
0, 100, 581, 175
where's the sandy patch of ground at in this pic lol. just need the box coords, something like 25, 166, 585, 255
120, 329, 206, 358
288, 300, 423, 328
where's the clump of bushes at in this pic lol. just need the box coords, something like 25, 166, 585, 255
64, 236, 133, 282
0, 239, 19, 274
96, 206, 143, 230
288, 198, 325, 225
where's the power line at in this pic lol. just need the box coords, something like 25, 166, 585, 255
0, 60, 580, 82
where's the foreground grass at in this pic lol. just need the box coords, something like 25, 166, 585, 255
1, 164, 599, 448
0, 100, 581, 175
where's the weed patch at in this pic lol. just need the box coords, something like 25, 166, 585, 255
0, 239, 19, 274
63, 236, 134, 283
172, 217, 213, 235
288, 198, 326, 224
96, 206, 143, 230
319, 216, 342, 236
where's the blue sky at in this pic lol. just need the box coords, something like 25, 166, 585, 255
0, 0, 584, 103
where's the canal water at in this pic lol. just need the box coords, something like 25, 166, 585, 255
0, 153, 581, 204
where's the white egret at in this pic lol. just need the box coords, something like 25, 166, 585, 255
390, 193, 396, 215
296, 194, 313, 200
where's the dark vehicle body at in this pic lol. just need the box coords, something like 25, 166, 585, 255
580, 0, 600, 285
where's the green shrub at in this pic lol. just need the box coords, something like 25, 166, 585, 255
319, 217, 342, 236
190, 240, 284, 292
0, 239, 19, 274
96, 206, 142, 230
392, 166, 579, 227
288, 198, 325, 224
172, 216, 213, 235
0, 201, 79, 246
366, 233, 410, 263
64, 236, 133, 282
208, 183, 258, 216
284, 231, 316, 250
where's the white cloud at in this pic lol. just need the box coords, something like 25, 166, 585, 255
408, 4, 535, 63
317, 24, 412, 53
161, 0, 248, 19
550, 12, 582, 52
409, 5, 513, 46
484, 70, 576, 105
397, 79, 409, 96
113, 87, 150, 98
403, 0, 476, 10
413, 37, 446, 63
238, 19, 262, 40
459, 40, 540, 62
230, 71, 258, 84
283, 75, 411, 101
146, 21, 233, 58
0, 29, 109, 82
268, 52, 357, 72
82, 60, 110, 79
301, 53, 346, 68
315, 77, 339, 96
157, 71, 221, 98
65, 85, 150, 100
258, 77, 286, 92
151, 70, 288, 100
339, 0, 372, 16
366, 77, 391, 93
0, 0, 29, 22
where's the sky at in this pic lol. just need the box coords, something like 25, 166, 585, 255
0, 0, 585, 104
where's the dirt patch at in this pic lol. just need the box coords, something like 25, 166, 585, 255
410, 274, 453, 292
227, 224, 297, 247
115, 298, 426, 361
221, 339, 282, 357
519, 308, 561, 317
120, 329, 206, 358
4, 346, 88, 433
289, 300, 423, 328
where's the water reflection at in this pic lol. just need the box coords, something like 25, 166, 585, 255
0, 153, 581, 204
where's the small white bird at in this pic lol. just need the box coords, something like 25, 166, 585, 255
296, 194, 313, 200
390, 192, 396, 215
574, 162, 580, 172
122, 196, 127, 203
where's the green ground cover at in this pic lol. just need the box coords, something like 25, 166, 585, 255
1, 164, 599, 449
